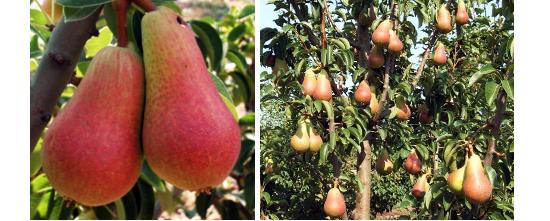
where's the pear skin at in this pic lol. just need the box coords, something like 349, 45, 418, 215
367, 45, 385, 68
354, 80, 372, 104
456, 0, 469, 25
463, 154, 493, 204
308, 126, 323, 153
447, 164, 466, 195
291, 121, 310, 153
404, 149, 422, 175
388, 30, 404, 53
436, 5, 453, 33
141, 7, 241, 191
323, 187, 346, 217
376, 151, 394, 175
312, 71, 333, 101
372, 20, 393, 46
433, 42, 447, 65
302, 69, 317, 96
42, 47, 143, 206
412, 174, 430, 199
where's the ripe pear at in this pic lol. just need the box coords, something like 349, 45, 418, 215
367, 45, 385, 69
323, 187, 346, 218
418, 104, 433, 124
463, 154, 493, 204
456, 0, 469, 25
412, 174, 430, 199
388, 30, 404, 53
39, 0, 63, 24
369, 92, 380, 115
372, 20, 393, 46
312, 70, 333, 101
447, 163, 466, 195
354, 80, 372, 104
396, 102, 411, 121
433, 42, 447, 65
302, 69, 317, 96
404, 149, 422, 175
375, 151, 393, 175
42, 47, 143, 206
436, 5, 453, 33
141, 7, 241, 191
308, 125, 323, 153
290, 121, 310, 153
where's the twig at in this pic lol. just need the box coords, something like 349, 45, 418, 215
30, 8, 102, 151
411, 31, 439, 88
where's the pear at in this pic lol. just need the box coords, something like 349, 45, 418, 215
312, 70, 333, 101
372, 20, 393, 46
396, 102, 411, 121
433, 42, 447, 65
369, 92, 380, 115
42, 47, 143, 206
375, 150, 394, 175
463, 154, 493, 204
354, 80, 372, 104
447, 163, 466, 195
404, 149, 422, 175
302, 69, 317, 96
418, 104, 433, 124
141, 7, 241, 191
388, 30, 404, 53
456, 0, 469, 25
412, 174, 430, 199
290, 121, 310, 153
323, 187, 346, 218
38, 0, 63, 23
367, 45, 385, 69
436, 5, 453, 33
308, 124, 323, 153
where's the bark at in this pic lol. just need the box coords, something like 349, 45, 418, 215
484, 91, 506, 165
411, 32, 438, 88
354, 140, 372, 220
30, 9, 102, 151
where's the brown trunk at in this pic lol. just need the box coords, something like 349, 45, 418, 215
354, 140, 372, 219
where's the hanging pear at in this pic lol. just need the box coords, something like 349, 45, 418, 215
370, 92, 380, 115
302, 68, 317, 96
309, 132, 323, 153
396, 101, 411, 121
433, 42, 447, 65
388, 30, 403, 53
412, 173, 430, 199
354, 80, 372, 104
436, 5, 453, 33
141, 7, 241, 191
404, 149, 422, 175
463, 154, 493, 204
290, 120, 310, 153
372, 20, 393, 46
323, 187, 346, 218
312, 70, 333, 101
447, 162, 466, 195
418, 103, 433, 124
376, 150, 394, 175
456, 0, 469, 25
42, 47, 143, 206
367, 45, 385, 68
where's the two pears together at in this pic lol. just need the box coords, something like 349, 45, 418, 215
41, 7, 240, 206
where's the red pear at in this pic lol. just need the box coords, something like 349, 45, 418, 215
376, 150, 393, 175
462, 154, 493, 204
367, 45, 385, 69
323, 187, 346, 218
433, 42, 447, 65
436, 5, 453, 33
309, 132, 323, 153
396, 102, 411, 121
312, 70, 333, 101
388, 30, 403, 53
372, 20, 393, 46
456, 0, 469, 25
141, 7, 241, 190
418, 104, 433, 124
302, 69, 317, 96
354, 80, 372, 104
404, 149, 422, 175
412, 174, 430, 199
42, 47, 143, 206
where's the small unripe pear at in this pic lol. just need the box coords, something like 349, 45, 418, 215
323, 187, 346, 218
388, 30, 404, 53
433, 42, 447, 65
447, 163, 466, 195
412, 174, 430, 199
290, 121, 310, 153
456, 0, 469, 25
436, 5, 453, 33
367, 45, 385, 69
463, 154, 493, 204
354, 80, 372, 104
404, 149, 422, 175
312, 71, 333, 101
372, 20, 393, 46
375, 151, 393, 175
302, 69, 317, 96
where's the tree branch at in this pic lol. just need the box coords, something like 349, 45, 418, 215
30, 9, 102, 151
411, 31, 439, 88
353, 140, 372, 220
484, 90, 506, 165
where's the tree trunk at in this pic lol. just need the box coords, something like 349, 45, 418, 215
354, 140, 372, 219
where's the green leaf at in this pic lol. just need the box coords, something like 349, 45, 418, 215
485, 81, 501, 107
485, 165, 497, 187
221, 94, 239, 121
238, 5, 255, 18
57, 0, 110, 7
501, 80, 514, 100
139, 161, 164, 191
319, 143, 329, 165
228, 24, 247, 41
84, 27, 113, 58
190, 20, 224, 71
63, 5, 101, 22
114, 200, 126, 219
468, 65, 496, 87
210, 73, 233, 103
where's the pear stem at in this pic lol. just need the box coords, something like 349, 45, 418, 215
113, 0, 130, 47
30, 8, 102, 151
